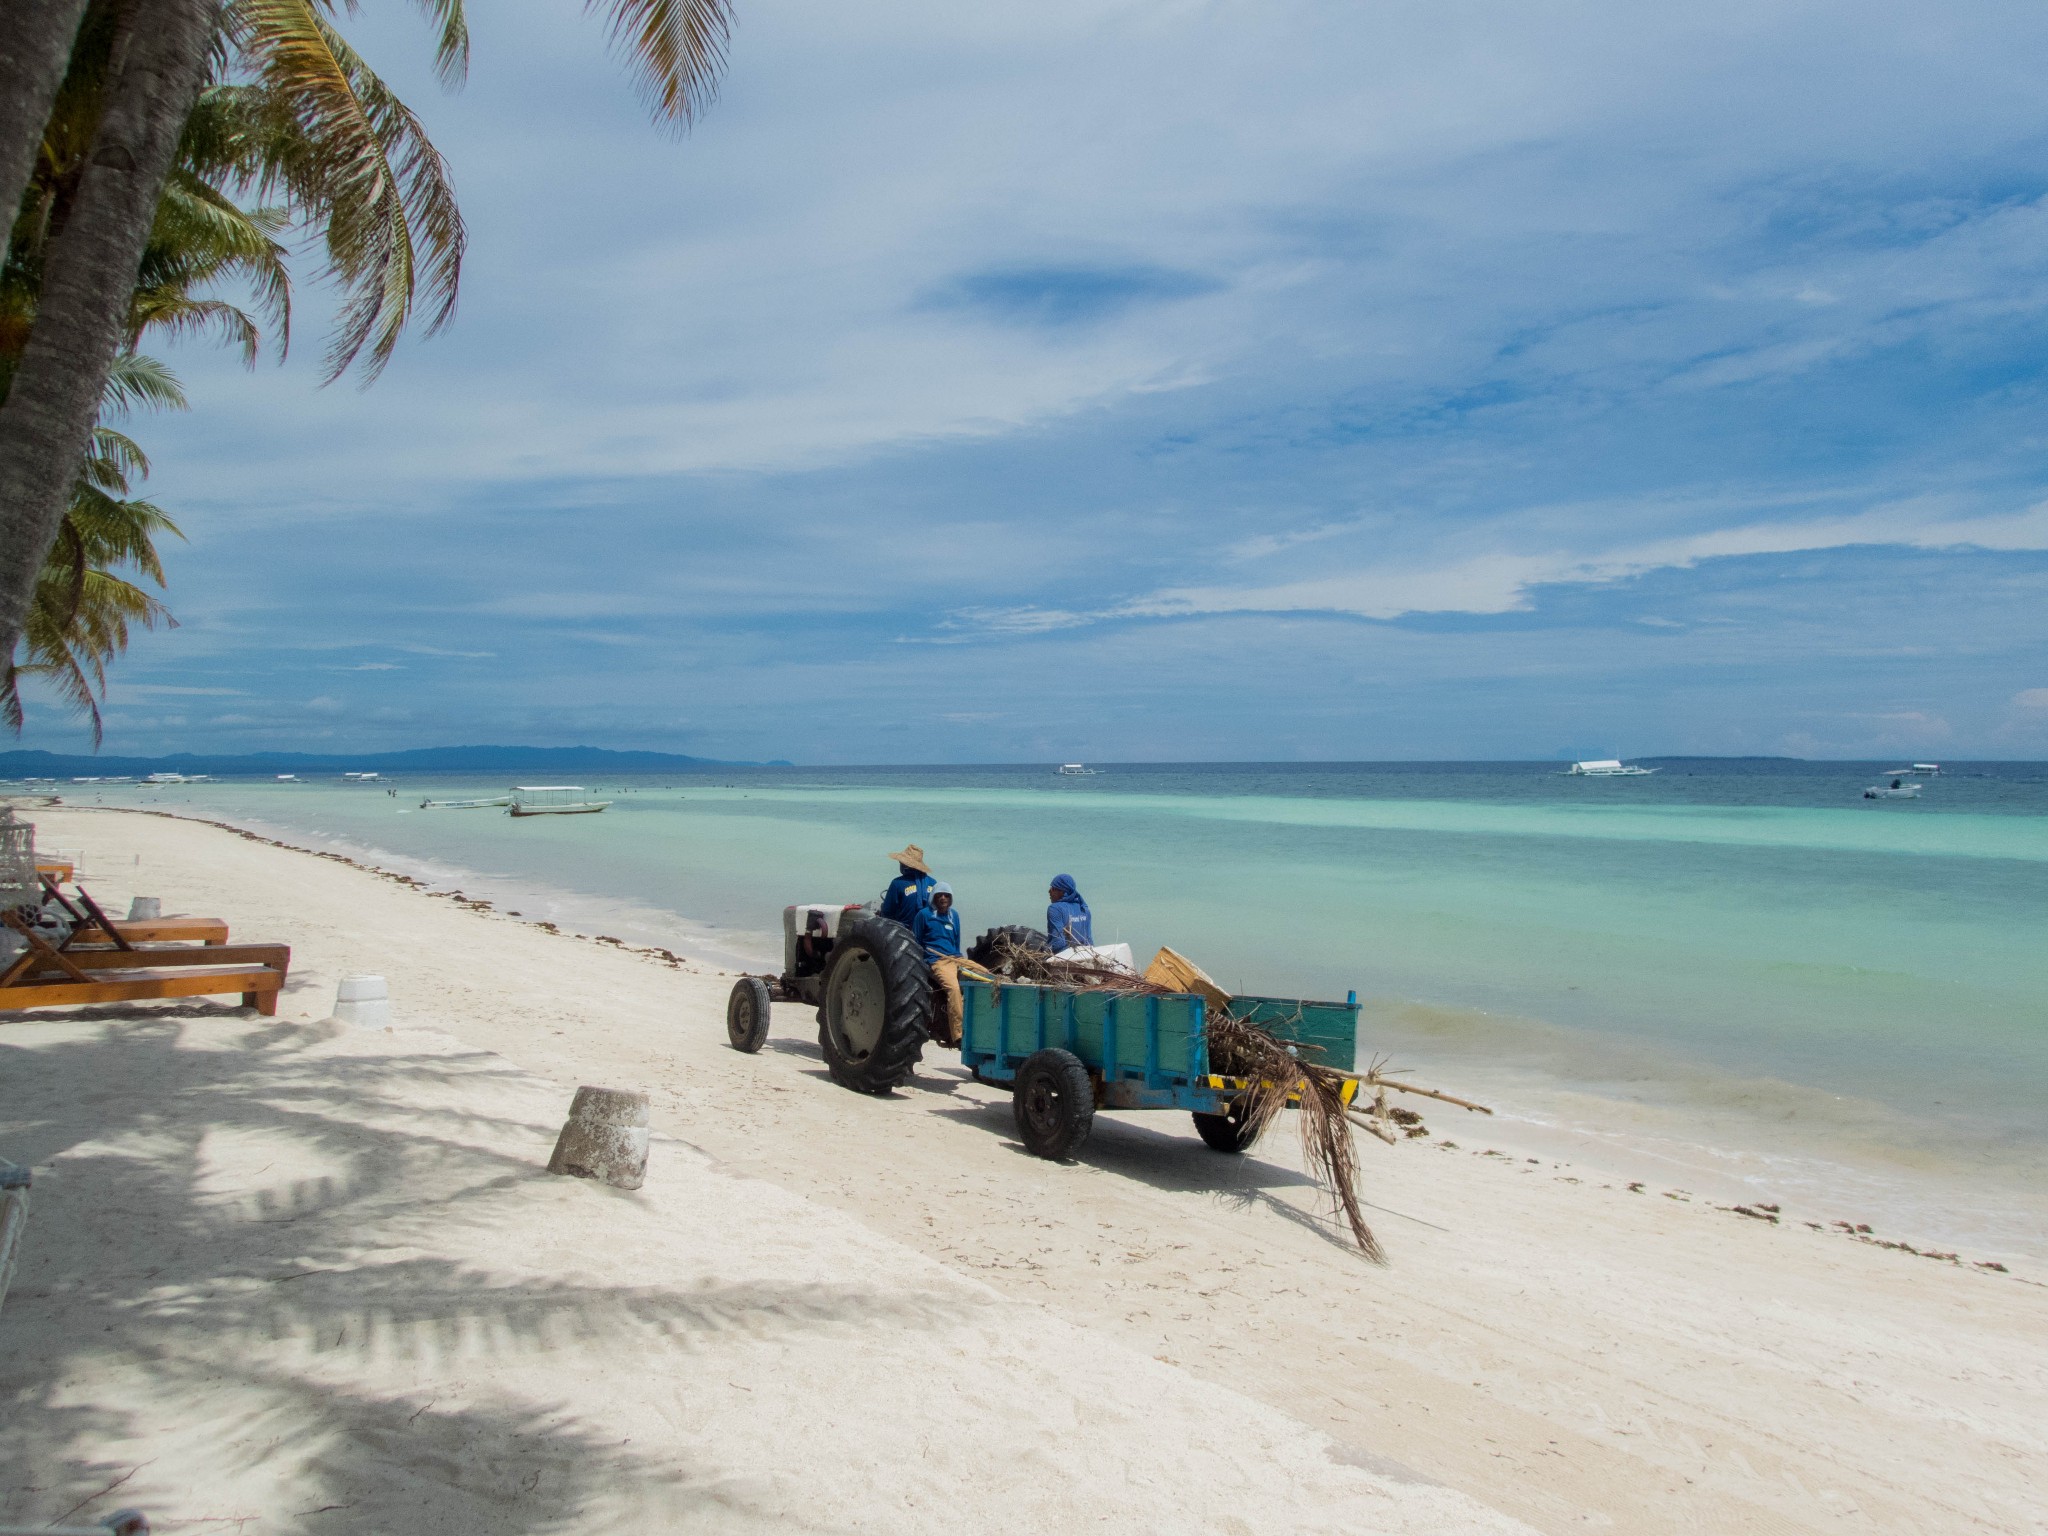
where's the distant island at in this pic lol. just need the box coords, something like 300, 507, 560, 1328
0, 744, 795, 776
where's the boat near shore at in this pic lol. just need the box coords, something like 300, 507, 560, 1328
420, 794, 513, 810
1565, 759, 1657, 776
1865, 778, 1923, 799
508, 785, 611, 816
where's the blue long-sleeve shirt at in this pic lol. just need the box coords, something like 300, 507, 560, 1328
880, 870, 934, 926
911, 903, 961, 960
1046, 874, 1092, 953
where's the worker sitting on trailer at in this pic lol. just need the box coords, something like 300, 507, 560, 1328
912, 882, 966, 1046
1046, 873, 1093, 953
879, 842, 936, 926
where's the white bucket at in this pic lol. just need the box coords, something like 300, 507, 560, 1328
126, 896, 161, 920
334, 974, 391, 1028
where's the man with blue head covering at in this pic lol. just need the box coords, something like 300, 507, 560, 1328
1046, 873, 1092, 953
912, 882, 966, 1046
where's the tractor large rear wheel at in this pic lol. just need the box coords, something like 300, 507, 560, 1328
818, 917, 931, 1094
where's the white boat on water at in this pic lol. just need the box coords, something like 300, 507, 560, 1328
421, 794, 513, 810
1566, 759, 1658, 777
1865, 778, 1922, 799
343, 771, 380, 781
276, 774, 298, 781
1056, 763, 1101, 776
508, 785, 611, 817
143, 772, 189, 784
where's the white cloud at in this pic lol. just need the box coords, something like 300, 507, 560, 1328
947, 496, 2048, 627
2013, 688, 2048, 710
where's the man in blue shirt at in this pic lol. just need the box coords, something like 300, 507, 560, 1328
878, 843, 935, 926
911, 882, 965, 1046
1046, 873, 1092, 953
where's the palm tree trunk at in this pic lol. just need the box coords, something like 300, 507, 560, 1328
0, 0, 220, 674
0, 0, 91, 247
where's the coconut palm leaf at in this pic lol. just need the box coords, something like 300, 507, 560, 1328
99, 351, 188, 415
225, 0, 465, 382
591, 0, 734, 128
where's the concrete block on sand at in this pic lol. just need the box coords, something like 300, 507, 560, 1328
331, 972, 390, 1028
547, 1084, 651, 1189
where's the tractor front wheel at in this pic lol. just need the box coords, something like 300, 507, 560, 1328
1012, 1048, 1096, 1159
726, 976, 772, 1053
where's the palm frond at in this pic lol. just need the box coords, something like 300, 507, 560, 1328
101, 351, 188, 413
588, 0, 733, 130
227, 0, 465, 382
85, 426, 150, 487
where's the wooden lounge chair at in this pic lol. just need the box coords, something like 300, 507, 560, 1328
0, 912, 289, 1017
37, 876, 230, 948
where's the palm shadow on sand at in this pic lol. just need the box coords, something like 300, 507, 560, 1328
0, 1013, 964, 1531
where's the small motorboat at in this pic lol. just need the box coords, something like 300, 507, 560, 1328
508, 785, 611, 816
1864, 778, 1922, 799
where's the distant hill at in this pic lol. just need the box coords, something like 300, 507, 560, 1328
0, 744, 793, 777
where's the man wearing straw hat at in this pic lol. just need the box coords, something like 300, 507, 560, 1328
879, 843, 937, 926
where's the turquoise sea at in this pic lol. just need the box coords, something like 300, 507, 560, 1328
44, 760, 2048, 1254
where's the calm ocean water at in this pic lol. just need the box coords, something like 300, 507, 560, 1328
46, 760, 2048, 1252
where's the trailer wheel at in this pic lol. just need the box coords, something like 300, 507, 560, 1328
1012, 1048, 1095, 1159
818, 917, 930, 1094
1192, 1102, 1259, 1153
726, 976, 772, 1053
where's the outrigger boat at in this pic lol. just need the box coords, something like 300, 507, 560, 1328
507, 785, 611, 817
419, 794, 513, 810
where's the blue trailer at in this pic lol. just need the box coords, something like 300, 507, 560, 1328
959, 976, 1364, 1159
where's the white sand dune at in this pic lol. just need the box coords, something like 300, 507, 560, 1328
3, 807, 2043, 1534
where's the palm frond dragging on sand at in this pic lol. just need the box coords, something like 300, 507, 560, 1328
1206, 1012, 1385, 1263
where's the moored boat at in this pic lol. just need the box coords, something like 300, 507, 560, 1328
1566, 759, 1658, 776
508, 785, 611, 816
420, 795, 514, 810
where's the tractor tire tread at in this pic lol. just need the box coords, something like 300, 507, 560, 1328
727, 976, 773, 1053
818, 916, 930, 1094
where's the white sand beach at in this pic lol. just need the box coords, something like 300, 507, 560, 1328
3, 807, 2044, 1534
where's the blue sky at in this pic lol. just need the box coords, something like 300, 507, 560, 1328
19, 0, 2048, 761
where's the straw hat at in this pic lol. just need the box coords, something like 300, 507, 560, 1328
887, 843, 931, 875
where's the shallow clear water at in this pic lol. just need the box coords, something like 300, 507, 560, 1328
42, 760, 2048, 1251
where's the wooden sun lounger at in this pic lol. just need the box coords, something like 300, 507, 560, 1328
35, 875, 230, 948
0, 914, 289, 1017
100, 917, 231, 945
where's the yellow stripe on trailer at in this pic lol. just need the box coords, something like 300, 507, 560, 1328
1199, 1074, 1362, 1107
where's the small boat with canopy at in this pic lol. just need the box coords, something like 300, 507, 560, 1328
508, 785, 611, 817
